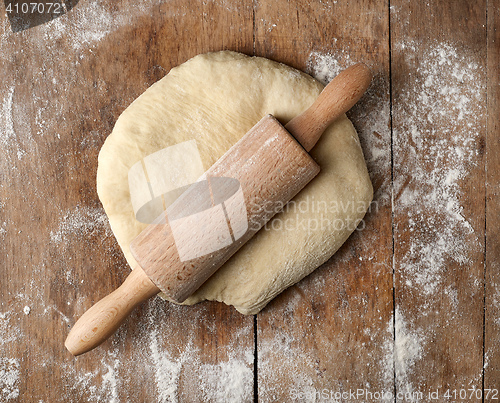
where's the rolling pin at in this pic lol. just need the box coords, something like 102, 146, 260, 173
65, 63, 372, 356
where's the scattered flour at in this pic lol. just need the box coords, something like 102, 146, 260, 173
380, 315, 395, 388
0, 358, 20, 401
37, 1, 170, 52
0, 85, 36, 164
259, 18, 278, 33
148, 325, 253, 402
198, 350, 254, 402
303, 41, 484, 400
390, 40, 485, 397
259, 295, 394, 402
393, 308, 425, 398
0, 312, 22, 346
258, 331, 318, 400
149, 328, 194, 402
101, 351, 121, 403
23, 306, 30, 315
45, 305, 71, 325
379, 309, 428, 402
50, 205, 112, 244
58, 348, 123, 402
0, 86, 15, 151
307, 50, 346, 85
307, 49, 392, 205
394, 41, 484, 296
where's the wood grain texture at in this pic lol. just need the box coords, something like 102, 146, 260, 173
485, 0, 500, 392
254, 0, 394, 401
0, 0, 255, 401
0, 0, 498, 402
391, 0, 487, 399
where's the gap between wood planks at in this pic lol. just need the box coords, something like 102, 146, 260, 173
388, 1, 398, 401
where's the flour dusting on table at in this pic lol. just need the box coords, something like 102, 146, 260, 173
149, 328, 193, 402
0, 312, 22, 346
1, 7, 258, 398
307, 49, 392, 204
50, 205, 111, 244
38, 1, 171, 52
198, 350, 253, 402
101, 351, 121, 403
0, 358, 20, 401
57, 347, 122, 402
307, 50, 346, 85
269, 41, 486, 398
0, 87, 15, 152
146, 313, 254, 402
394, 41, 484, 297
393, 308, 426, 396
391, 40, 485, 393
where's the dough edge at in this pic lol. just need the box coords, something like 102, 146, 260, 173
96, 51, 373, 315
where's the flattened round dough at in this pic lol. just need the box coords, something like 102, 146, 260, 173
97, 51, 373, 315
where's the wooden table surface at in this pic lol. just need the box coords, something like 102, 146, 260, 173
1, 0, 499, 402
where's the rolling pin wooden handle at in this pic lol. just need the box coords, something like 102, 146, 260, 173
285, 63, 372, 152
64, 266, 160, 356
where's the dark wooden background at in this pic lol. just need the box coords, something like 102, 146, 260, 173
0, 0, 498, 401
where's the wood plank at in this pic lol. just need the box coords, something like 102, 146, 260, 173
1, 1, 495, 401
254, 0, 394, 400
0, 1, 255, 401
485, 0, 500, 393
390, 0, 487, 399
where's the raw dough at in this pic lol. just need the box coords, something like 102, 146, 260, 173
97, 51, 373, 315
